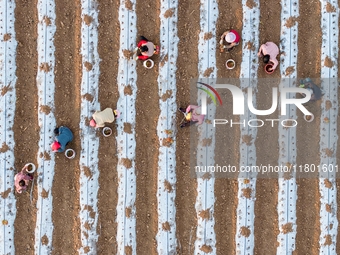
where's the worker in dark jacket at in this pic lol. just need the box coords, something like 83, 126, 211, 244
51, 126, 74, 152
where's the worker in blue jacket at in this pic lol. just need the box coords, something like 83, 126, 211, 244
51, 126, 74, 152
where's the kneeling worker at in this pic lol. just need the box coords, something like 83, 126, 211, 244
90, 108, 120, 128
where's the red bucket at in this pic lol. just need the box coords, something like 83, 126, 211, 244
265, 63, 274, 74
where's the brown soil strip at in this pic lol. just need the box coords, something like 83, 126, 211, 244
51, 0, 82, 254
96, 0, 120, 252
254, 1, 281, 255
175, 0, 200, 254
135, 0, 160, 254
295, 1, 321, 254
214, 0, 242, 254
13, 1, 39, 254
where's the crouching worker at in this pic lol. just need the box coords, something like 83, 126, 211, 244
299, 78, 322, 102
219, 30, 241, 52
90, 108, 120, 128
135, 36, 160, 60
257, 42, 279, 72
14, 169, 33, 194
179, 105, 205, 128
51, 126, 74, 152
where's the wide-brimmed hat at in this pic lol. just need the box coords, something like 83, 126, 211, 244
51, 141, 61, 151
114, 109, 120, 119
90, 119, 96, 127
225, 32, 236, 43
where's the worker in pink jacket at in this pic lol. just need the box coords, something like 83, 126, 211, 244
257, 42, 279, 71
179, 105, 205, 128
14, 169, 33, 194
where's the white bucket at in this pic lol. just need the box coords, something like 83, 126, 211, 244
25, 163, 36, 174
304, 113, 314, 122
102, 127, 112, 137
65, 149, 76, 159
226, 59, 235, 70
143, 59, 154, 69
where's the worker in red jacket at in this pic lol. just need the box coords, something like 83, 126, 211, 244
135, 36, 159, 60
219, 30, 241, 51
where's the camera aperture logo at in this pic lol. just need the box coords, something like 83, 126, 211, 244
199, 83, 312, 128
197, 82, 223, 106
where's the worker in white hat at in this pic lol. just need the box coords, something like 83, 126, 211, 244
90, 108, 120, 128
219, 30, 240, 51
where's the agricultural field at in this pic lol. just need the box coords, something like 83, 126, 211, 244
0, 0, 340, 254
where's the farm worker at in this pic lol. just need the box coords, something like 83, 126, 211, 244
299, 78, 322, 101
179, 105, 205, 128
51, 126, 74, 152
257, 42, 279, 71
219, 30, 241, 51
135, 36, 159, 60
14, 170, 33, 194
90, 108, 120, 128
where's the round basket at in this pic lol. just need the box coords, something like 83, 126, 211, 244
65, 149, 76, 159
226, 59, 235, 70
143, 59, 154, 69
304, 113, 314, 122
25, 163, 36, 174
265, 63, 274, 74
102, 127, 112, 137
